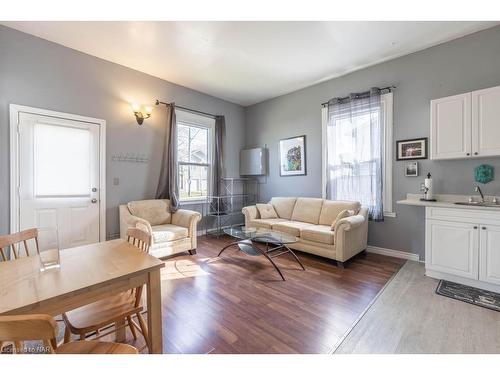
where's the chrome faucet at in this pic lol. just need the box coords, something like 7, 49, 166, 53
474, 186, 485, 202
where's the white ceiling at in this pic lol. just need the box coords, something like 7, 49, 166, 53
3, 21, 498, 106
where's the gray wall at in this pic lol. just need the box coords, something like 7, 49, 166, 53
0, 25, 246, 238
245, 25, 500, 259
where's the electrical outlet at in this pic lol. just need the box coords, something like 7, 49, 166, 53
113, 177, 120, 186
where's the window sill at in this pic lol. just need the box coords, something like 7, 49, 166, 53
179, 199, 206, 206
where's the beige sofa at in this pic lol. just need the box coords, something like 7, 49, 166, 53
119, 199, 201, 259
242, 197, 368, 266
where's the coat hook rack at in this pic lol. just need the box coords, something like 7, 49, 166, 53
111, 153, 149, 163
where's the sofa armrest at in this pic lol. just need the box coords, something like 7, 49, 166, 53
242, 205, 259, 227
334, 214, 365, 232
119, 205, 153, 239
334, 208, 369, 262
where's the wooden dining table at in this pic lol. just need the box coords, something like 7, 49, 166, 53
0, 239, 165, 353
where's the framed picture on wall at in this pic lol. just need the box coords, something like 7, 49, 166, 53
405, 161, 419, 177
396, 138, 428, 160
279, 135, 306, 176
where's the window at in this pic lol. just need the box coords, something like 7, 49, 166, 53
176, 110, 215, 202
321, 93, 393, 216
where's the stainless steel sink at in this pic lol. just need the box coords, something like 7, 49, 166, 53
454, 201, 500, 207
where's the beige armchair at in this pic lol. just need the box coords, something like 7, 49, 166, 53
119, 199, 201, 259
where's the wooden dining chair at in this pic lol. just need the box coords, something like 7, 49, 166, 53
62, 229, 153, 352
0, 314, 138, 354
0, 228, 39, 261
127, 227, 151, 253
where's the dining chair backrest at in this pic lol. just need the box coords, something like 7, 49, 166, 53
0, 314, 58, 353
0, 228, 39, 261
126, 228, 151, 253
126, 228, 153, 308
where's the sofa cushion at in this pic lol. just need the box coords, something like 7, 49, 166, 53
272, 221, 314, 237
330, 209, 356, 229
128, 199, 171, 225
301, 225, 335, 245
269, 197, 297, 220
318, 200, 361, 226
256, 203, 278, 219
151, 224, 188, 243
291, 197, 324, 224
249, 218, 288, 230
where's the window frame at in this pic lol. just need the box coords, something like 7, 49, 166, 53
175, 109, 215, 205
321, 92, 394, 217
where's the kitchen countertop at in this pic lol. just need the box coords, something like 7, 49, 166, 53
397, 193, 500, 212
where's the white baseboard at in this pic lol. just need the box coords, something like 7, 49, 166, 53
366, 245, 420, 261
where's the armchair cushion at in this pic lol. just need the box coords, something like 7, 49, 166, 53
256, 203, 278, 219
151, 224, 188, 243
127, 199, 171, 225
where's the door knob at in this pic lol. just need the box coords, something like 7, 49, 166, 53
91, 198, 97, 203
92, 187, 97, 192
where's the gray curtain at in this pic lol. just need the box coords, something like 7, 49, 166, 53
326, 88, 384, 221
212, 115, 225, 198
155, 103, 179, 212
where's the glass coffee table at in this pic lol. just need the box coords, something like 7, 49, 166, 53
219, 226, 305, 281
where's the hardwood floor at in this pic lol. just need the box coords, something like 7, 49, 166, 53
153, 235, 404, 354
57, 235, 403, 354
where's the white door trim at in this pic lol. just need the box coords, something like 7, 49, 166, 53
9, 104, 107, 241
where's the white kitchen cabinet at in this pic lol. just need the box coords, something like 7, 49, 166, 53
430, 93, 471, 160
426, 219, 478, 280
430, 84, 500, 160
423, 206, 500, 293
479, 224, 500, 286
472, 86, 500, 157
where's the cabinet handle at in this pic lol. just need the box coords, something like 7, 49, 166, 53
482, 226, 487, 230
474, 152, 479, 155
473, 226, 478, 229
466, 153, 470, 156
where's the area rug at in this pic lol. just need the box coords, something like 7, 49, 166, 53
436, 279, 500, 312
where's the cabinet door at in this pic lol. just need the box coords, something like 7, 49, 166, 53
479, 224, 500, 285
426, 219, 478, 279
472, 86, 500, 157
430, 93, 471, 160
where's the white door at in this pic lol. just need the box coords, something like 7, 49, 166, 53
479, 224, 500, 285
17, 112, 101, 250
430, 93, 472, 160
426, 219, 478, 279
472, 85, 500, 157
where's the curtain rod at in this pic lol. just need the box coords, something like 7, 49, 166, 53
321, 85, 396, 107
155, 100, 218, 119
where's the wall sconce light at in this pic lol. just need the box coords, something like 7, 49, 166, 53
132, 104, 152, 125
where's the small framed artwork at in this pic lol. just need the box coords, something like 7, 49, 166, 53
405, 161, 419, 177
279, 135, 306, 176
396, 138, 428, 160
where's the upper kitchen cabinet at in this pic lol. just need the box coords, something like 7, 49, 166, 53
430, 85, 500, 160
430, 92, 471, 160
472, 86, 500, 157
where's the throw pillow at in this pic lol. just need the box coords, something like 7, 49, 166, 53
330, 209, 355, 230
256, 203, 278, 219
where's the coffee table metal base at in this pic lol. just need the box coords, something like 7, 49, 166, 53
218, 240, 305, 281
